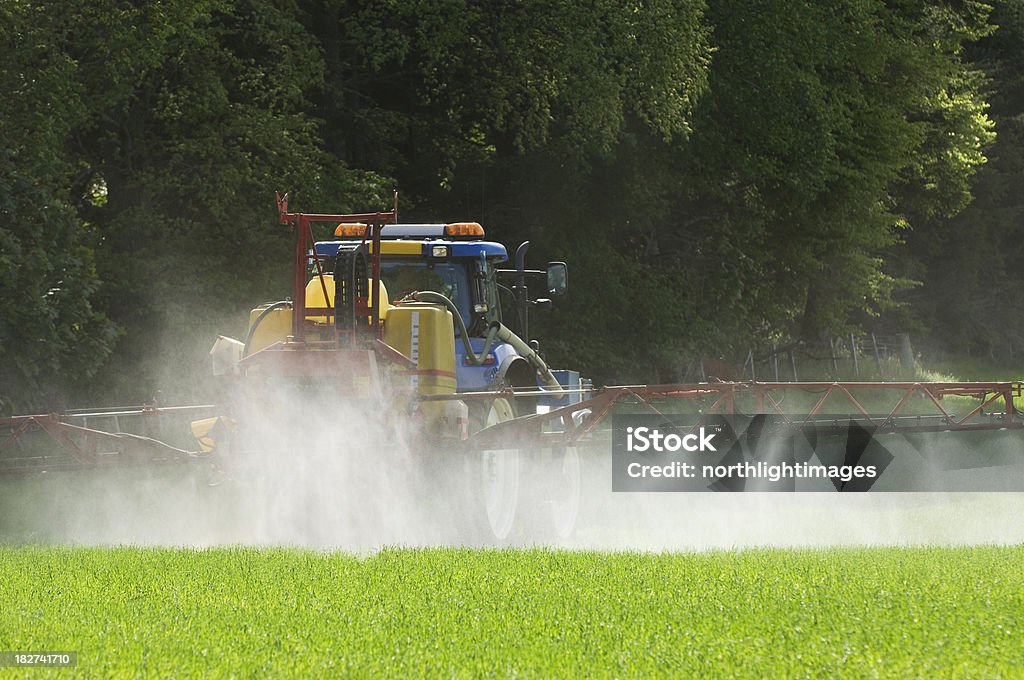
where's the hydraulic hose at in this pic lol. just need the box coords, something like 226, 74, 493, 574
410, 291, 563, 393
243, 300, 292, 356
410, 291, 500, 365
487, 322, 563, 392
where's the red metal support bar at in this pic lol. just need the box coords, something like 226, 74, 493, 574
293, 213, 309, 340
953, 390, 1006, 427
0, 405, 222, 475
834, 383, 875, 421
371, 217, 382, 337
880, 386, 923, 430
805, 385, 835, 421
275, 192, 397, 344
433, 380, 1024, 450
310, 223, 333, 325
917, 384, 959, 425
34, 417, 97, 464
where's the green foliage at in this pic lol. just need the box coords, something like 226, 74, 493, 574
10, 1, 391, 405
889, 0, 1024, 359
0, 2, 118, 413
312, 0, 709, 194
675, 0, 994, 341
0, 0, 1015, 403
530, 0, 998, 379
0, 545, 1021, 675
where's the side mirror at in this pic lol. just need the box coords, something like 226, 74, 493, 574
546, 262, 568, 297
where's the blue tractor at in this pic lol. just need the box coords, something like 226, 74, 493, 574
317, 221, 578, 401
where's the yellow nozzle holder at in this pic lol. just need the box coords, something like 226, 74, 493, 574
190, 416, 234, 454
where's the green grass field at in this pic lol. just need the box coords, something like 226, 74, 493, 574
1, 546, 1022, 677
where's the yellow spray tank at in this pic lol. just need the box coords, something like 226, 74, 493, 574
383, 301, 466, 439
245, 275, 391, 355
196, 277, 397, 452
383, 303, 457, 396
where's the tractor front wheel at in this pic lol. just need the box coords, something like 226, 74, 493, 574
462, 398, 521, 544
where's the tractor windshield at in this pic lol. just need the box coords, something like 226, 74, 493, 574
380, 260, 473, 327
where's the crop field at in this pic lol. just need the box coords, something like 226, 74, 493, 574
1, 545, 1022, 677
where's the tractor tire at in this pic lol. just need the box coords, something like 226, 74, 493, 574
456, 397, 522, 545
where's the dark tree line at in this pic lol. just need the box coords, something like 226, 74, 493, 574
0, 0, 1020, 411
890, 0, 1024, 360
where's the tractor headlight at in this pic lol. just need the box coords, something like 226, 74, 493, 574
431, 245, 449, 258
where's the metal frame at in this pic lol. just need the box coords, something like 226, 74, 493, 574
274, 191, 397, 343
236, 194, 410, 384
5, 381, 1018, 473
448, 381, 1024, 449
0, 405, 217, 474
5, 195, 1022, 473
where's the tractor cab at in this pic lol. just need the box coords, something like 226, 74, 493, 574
314, 222, 567, 391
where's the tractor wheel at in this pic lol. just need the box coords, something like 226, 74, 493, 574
461, 397, 521, 544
